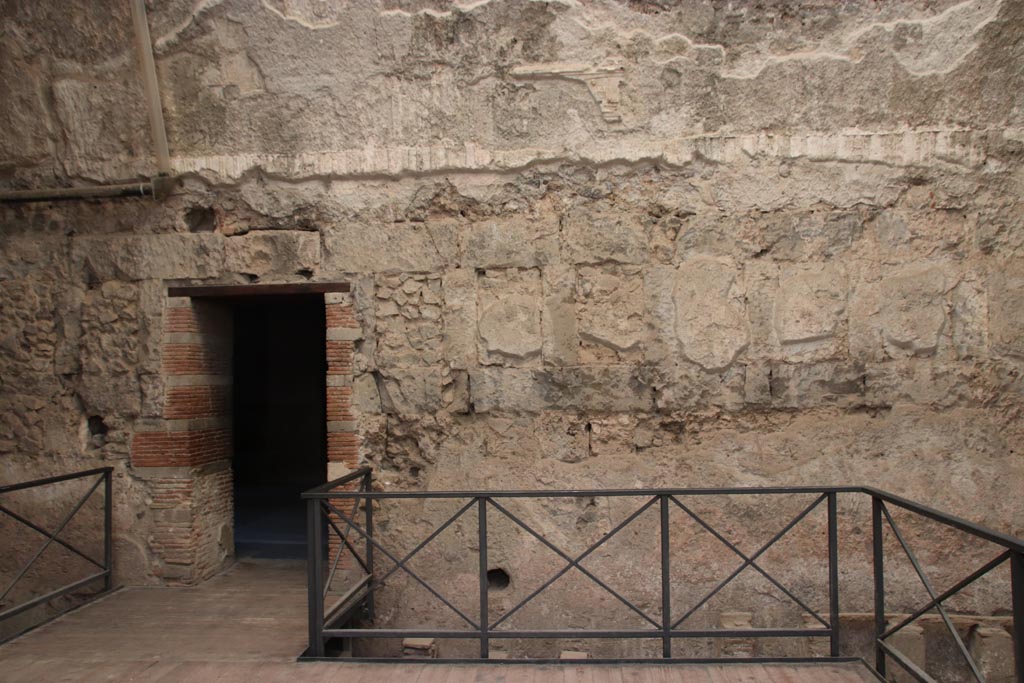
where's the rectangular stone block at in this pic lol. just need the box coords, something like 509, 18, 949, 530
322, 222, 457, 273
459, 215, 559, 268
469, 366, 654, 413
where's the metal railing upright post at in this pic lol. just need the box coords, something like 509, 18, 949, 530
103, 470, 113, 592
1012, 551, 1024, 683
307, 496, 325, 657
363, 471, 375, 621
478, 496, 489, 659
827, 491, 840, 657
872, 496, 886, 678
660, 494, 671, 658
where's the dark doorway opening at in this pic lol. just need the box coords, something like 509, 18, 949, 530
231, 295, 326, 558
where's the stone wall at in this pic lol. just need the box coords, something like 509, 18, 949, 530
1, 0, 1023, 656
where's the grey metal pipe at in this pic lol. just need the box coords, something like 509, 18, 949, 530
0, 176, 179, 203
0, 182, 154, 203
131, 0, 171, 176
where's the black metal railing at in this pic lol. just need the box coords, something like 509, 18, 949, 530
302, 469, 1024, 681
0, 467, 114, 643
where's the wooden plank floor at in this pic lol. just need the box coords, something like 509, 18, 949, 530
0, 559, 877, 683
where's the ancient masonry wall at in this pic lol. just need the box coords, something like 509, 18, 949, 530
1, 0, 1023, 639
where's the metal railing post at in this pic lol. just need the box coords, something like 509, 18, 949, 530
660, 494, 671, 658
103, 470, 113, 592
364, 472, 375, 621
872, 496, 886, 677
827, 491, 840, 657
307, 496, 325, 657
1012, 551, 1024, 683
478, 496, 489, 659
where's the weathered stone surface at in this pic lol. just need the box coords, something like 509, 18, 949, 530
459, 216, 558, 268
323, 223, 457, 274
772, 264, 847, 361
989, 265, 1024, 359
470, 366, 654, 413
674, 258, 748, 371
562, 205, 649, 265
375, 273, 445, 367
542, 265, 578, 366
477, 269, 542, 366
576, 265, 644, 363
377, 368, 443, 417
223, 231, 320, 279
73, 234, 224, 283
878, 266, 950, 357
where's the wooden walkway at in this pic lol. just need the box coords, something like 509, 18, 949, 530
0, 559, 877, 683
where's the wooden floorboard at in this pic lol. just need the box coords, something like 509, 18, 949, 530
0, 559, 876, 683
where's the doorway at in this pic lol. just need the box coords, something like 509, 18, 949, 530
231, 295, 327, 558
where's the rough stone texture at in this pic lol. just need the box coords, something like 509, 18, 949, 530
2, 0, 1024, 665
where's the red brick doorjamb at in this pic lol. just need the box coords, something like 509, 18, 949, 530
130, 287, 361, 584
131, 296, 234, 583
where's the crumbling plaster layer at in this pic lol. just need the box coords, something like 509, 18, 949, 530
2, 0, 1023, 182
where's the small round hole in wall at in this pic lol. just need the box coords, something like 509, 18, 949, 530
487, 568, 510, 591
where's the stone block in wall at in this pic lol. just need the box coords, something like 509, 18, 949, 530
224, 230, 320, 279
377, 368, 443, 417
442, 268, 476, 370
469, 366, 654, 413
459, 215, 559, 268
885, 620, 925, 683
768, 362, 866, 409
53, 75, 150, 170
651, 363, 745, 412
322, 222, 457, 273
353, 372, 382, 414
989, 265, 1024, 359
78, 372, 141, 417
643, 265, 677, 365
542, 265, 578, 366
374, 273, 445, 367
968, 626, 1015, 683
0, 42, 51, 165
562, 204, 649, 265
477, 268, 542, 366
949, 277, 987, 360
772, 263, 847, 362
576, 265, 645, 363
850, 265, 953, 362
80, 281, 140, 374
863, 361, 984, 409
73, 234, 224, 283
674, 257, 748, 371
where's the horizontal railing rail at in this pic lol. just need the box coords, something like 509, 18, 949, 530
0, 467, 114, 644
303, 470, 1023, 680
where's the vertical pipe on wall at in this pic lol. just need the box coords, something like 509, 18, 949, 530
130, 0, 171, 176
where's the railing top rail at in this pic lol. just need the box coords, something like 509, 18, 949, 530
302, 468, 1024, 552
0, 467, 112, 495
862, 486, 1024, 554
301, 466, 372, 497
303, 484, 863, 500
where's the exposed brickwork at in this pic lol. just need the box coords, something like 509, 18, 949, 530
162, 343, 231, 376
325, 297, 360, 570
164, 385, 231, 420
327, 431, 359, 467
132, 297, 235, 584
131, 428, 231, 468
325, 340, 353, 375
325, 303, 359, 328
